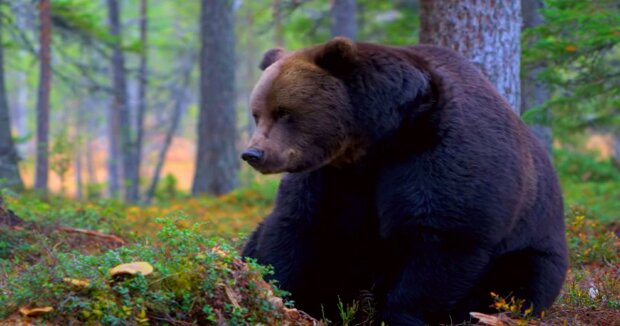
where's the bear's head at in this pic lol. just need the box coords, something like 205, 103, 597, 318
242, 37, 362, 174
242, 37, 432, 174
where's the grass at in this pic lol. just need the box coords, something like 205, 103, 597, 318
555, 147, 620, 221
1, 149, 619, 325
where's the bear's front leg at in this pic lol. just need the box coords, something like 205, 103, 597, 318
378, 240, 492, 325
241, 173, 327, 311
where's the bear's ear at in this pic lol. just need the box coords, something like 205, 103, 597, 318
259, 48, 286, 70
314, 37, 359, 76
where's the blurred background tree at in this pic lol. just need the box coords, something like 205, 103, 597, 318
523, 0, 620, 164
0, 0, 24, 190
0, 0, 615, 210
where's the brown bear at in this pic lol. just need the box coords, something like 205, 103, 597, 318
241, 37, 568, 325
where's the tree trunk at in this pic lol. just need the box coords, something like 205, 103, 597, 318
12, 3, 30, 155
75, 124, 83, 200
420, 0, 521, 114
107, 99, 120, 198
244, 12, 257, 138
613, 133, 620, 169
146, 69, 191, 203
521, 0, 552, 152
0, 4, 24, 190
107, 0, 134, 201
130, 0, 148, 202
330, 0, 357, 40
273, 0, 284, 47
85, 99, 98, 186
75, 97, 87, 199
12, 72, 28, 155
192, 0, 239, 196
34, 0, 52, 193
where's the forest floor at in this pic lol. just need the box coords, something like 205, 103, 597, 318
1, 150, 620, 325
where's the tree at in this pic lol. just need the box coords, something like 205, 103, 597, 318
331, 0, 357, 39
523, 0, 620, 164
273, 0, 284, 47
192, 0, 238, 196
420, 0, 521, 113
521, 0, 551, 152
107, 0, 133, 201
34, 0, 52, 192
0, 2, 24, 190
146, 61, 192, 203
0, 191, 23, 226
132, 0, 148, 202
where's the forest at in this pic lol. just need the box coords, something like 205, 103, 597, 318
0, 0, 619, 325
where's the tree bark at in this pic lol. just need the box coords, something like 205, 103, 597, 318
192, 0, 239, 196
85, 98, 98, 186
0, 3, 24, 190
131, 0, 148, 202
613, 133, 620, 169
273, 0, 284, 47
107, 100, 120, 197
420, 0, 521, 114
34, 0, 52, 193
12, 2, 29, 154
75, 105, 84, 200
521, 0, 552, 152
244, 12, 257, 138
330, 0, 357, 40
107, 0, 133, 201
0, 16, 24, 190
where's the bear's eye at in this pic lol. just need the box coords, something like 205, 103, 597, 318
273, 109, 291, 121
252, 113, 259, 124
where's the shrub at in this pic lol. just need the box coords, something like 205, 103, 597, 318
0, 216, 290, 325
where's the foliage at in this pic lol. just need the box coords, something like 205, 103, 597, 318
357, 0, 419, 45
51, 0, 110, 44
49, 129, 76, 195
0, 216, 289, 324
522, 0, 620, 136
153, 173, 179, 201
554, 148, 620, 183
565, 205, 619, 265
555, 148, 620, 221
488, 291, 536, 326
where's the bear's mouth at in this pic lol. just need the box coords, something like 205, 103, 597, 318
243, 156, 286, 175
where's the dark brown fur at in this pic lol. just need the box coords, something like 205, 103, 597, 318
242, 38, 568, 325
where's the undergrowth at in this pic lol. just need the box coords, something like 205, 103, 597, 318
0, 216, 288, 325
0, 151, 619, 325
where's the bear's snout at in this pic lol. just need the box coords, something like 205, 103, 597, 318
241, 148, 265, 165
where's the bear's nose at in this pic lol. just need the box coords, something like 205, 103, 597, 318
241, 148, 264, 164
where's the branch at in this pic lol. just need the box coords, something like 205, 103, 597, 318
56, 226, 126, 245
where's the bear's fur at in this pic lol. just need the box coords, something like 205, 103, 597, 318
241, 38, 568, 325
